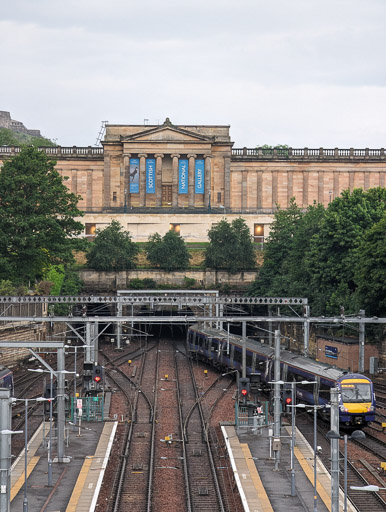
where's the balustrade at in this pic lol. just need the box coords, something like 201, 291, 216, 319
231, 147, 385, 160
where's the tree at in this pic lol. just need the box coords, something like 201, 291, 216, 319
305, 188, 386, 314
249, 199, 303, 295
145, 230, 191, 271
353, 213, 386, 316
204, 217, 256, 273
0, 146, 84, 282
86, 220, 138, 271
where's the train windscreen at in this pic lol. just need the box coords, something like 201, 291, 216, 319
340, 382, 371, 402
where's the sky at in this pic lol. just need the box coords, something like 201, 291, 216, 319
1, 0, 385, 148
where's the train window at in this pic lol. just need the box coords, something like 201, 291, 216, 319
198, 335, 204, 348
246, 352, 253, 368
233, 347, 242, 364
211, 340, 218, 352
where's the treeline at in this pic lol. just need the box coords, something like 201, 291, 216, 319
86, 217, 257, 273
249, 190, 386, 317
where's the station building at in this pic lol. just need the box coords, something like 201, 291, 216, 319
1, 117, 385, 242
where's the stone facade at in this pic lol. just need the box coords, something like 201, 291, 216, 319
0, 118, 385, 241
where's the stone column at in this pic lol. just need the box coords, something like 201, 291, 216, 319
103, 154, 111, 209
204, 155, 212, 209
224, 156, 231, 210
138, 153, 147, 207
155, 154, 164, 207
122, 153, 131, 211
171, 153, 180, 207
188, 154, 196, 208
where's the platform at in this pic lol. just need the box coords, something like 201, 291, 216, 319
222, 424, 356, 512
10, 417, 117, 512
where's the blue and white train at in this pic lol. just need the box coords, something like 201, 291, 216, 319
187, 325, 376, 428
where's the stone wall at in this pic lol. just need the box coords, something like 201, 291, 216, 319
78, 269, 257, 291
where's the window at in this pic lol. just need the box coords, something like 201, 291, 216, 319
169, 223, 180, 234
217, 192, 222, 203
254, 224, 264, 244
113, 192, 117, 202
85, 223, 96, 236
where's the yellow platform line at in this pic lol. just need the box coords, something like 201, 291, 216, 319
65, 456, 94, 512
10, 456, 40, 502
241, 443, 274, 512
294, 446, 331, 511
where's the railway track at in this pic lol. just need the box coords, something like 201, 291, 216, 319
106, 342, 159, 512
176, 346, 225, 512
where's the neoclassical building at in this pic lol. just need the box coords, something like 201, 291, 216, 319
0, 118, 385, 242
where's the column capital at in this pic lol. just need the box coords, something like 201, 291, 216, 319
204, 154, 213, 159
171, 153, 180, 159
122, 153, 131, 158
154, 153, 164, 159
187, 154, 197, 159
138, 153, 148, 158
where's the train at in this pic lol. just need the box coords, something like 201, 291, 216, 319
187, 325, 376, 428
0, 365, 14, 394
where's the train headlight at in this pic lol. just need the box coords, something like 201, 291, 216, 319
367, 405, 375, 412
340, 405, 348, 413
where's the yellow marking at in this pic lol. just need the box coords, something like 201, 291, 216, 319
294, 446, 331, 511
343, 402, 371, 413
11, 456, 40, 501
381, 423, 386, 428
342, 379, 370, 384
241, 443, 274, 512
380, 462, 386, 470
65, 456, 93, 512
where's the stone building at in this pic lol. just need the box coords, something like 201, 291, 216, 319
0, 111, 41, 137
0, 118, 385, 241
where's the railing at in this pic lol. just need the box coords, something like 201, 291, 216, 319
232, 147, 385, 160
0, 146, 104, 158
77, 206, 280, 215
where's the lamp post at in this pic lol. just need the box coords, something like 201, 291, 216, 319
273, 380, 317, 497
28, 368, 76, 485
326, 429, 366, 512
10, 397, 49, 511
287, 402, 330, 512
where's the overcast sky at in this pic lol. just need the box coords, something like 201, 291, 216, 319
1, 0, 385, 148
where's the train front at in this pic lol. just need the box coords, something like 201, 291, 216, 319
337, 374, 375, 427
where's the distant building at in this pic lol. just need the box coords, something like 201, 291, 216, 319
0, 111, 41, 137
0, 117, 385, 242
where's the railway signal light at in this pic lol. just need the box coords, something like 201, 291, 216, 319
283, 385, 293, 412
239, 377, 250, 405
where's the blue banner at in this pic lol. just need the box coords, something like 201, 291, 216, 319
178, 159, 188, 194
325, 345, 338, 359
129, 158, 139, 193
146, 158, 156, 194
195, 159, 205, 194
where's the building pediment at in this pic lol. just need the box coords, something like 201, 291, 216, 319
120, 119, 214, 144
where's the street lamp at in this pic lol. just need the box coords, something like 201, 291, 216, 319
274, 380, 317, 497
64, 344, 91, 430
10, 397, 49, 512
326, 429, 366, 512
287, 402, 330, 512
350, 485, 386, 492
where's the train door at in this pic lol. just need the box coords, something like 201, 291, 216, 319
313, 377, 320, 406
282, 364, 288, 382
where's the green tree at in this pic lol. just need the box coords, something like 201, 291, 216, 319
145, 230, 191, 271
249, 199, 303, 295
86, 220, 138, 271
353, 213, 386, 316
306, 188, 386, 314
0, 146, 83, 282
204, 217, 256, 273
